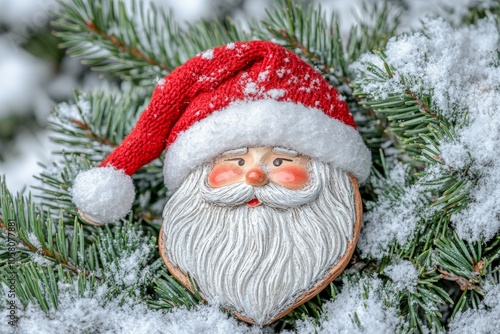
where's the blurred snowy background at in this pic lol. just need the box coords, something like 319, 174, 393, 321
0, 0, 488, 194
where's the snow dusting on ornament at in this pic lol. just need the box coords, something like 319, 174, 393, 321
154, 76, 165, 88
201, 49, 214, 60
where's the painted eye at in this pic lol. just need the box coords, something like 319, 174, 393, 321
226, 158, 245, 166
273, 158, 293, 167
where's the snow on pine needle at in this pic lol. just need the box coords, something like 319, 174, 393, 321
353, 18, 500, 243
295, 276, 406, 334
357, 163, 432, 259
1, 283, 258, 334
384, 260, 419, 293
448, 279, 500, 334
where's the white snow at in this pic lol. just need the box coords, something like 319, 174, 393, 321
355, 18, 499, 119
265, 89, 286, 99
275, 68, 286, 78
384, 260, 418, 293
296, 276, 405, 333
201, 49, 214, 60
106, 243, 151, 287
27, 232, 42, 250
56, 94, 91, 123
244, 82, 259, 95
29, 252, 52, 266
1, 291, 258, 334
354, 18, 500, 242
358, 164, 430, 259
258, 70, 269, 82
154, 76, 166, 88
449, 280, 500, 334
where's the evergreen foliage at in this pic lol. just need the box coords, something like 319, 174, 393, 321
1, 0, 500, 332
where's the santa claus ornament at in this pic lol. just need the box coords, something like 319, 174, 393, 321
71, 41, 371, 325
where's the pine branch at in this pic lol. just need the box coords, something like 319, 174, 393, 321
148, 268, 202, 311
53, 0, 248, 85
254, 0, 400, 86
53, 0, 176, 83
1, 180, 90, 275
50, 88, 150, 154
0, 179, 98, 311
0, 263, 95, 312
434, 236, 488, 319
179, 18, 249, 58
352, 49, 479, 223
1, 177, 200, 316
345, 1, 401, 63
255, 0, 349, 86
33, 155, 89, 217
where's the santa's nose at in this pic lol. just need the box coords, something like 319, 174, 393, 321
245, 167, 268, 186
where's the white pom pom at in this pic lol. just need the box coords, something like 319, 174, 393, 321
71, 167, 135, 225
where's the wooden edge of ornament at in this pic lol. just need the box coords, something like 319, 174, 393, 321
77, 209, 104, 227
158, 175, 363, 326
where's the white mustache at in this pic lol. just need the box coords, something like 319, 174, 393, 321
199, 164, 323, 209
200, 181, 254, 206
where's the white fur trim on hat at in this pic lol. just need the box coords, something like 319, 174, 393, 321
163, 99, 371, 191
71, 167, 135, 225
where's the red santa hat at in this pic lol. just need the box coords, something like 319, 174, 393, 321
72, 40, 371, 225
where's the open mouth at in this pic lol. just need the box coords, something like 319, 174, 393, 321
247, 198, 261, 207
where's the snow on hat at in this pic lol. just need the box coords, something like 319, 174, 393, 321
72, 40, 371, 225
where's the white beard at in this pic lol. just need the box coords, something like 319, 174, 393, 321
162, 160, 355, 325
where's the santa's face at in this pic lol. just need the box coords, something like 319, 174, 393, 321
161, 147, 356, 325
208, 147, 310, 191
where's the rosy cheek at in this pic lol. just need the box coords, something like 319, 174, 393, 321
270, 165, 309, 190
208, 164, 244, 188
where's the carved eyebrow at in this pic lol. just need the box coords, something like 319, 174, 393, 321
272, 147, 298, 156
221, 147, 248, 156
224, 157, 245, 163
